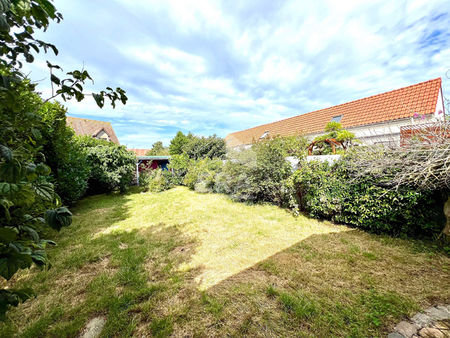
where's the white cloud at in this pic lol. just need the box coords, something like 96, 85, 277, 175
21, 0, 450, 148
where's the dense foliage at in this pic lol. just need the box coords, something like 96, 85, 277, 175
0, 0, 128, 316
0, 78, 72, 318
37, 102, 89, 204
171, 135, 306, 209
169, 131, 191, 155
311, 122, 356, 155
182, 135, 226, 160
293, 158, 445, 237
183, 158, 223, 192
146, 141, 169, 156
139, 169, 174, 192
167, 154, 190, 185
84, 144, 136, 194
168, 131, 226, 160
215, 137, 297, 207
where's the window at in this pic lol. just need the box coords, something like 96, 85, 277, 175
95, 130, 110, 141
260, 131, 269, 139
331, 115, 342, 123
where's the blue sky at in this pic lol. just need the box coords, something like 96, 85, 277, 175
24, 0, 450, 148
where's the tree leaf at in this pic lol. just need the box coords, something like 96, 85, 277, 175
0, 252, 33, 280
92, 93, 104, 108
45, 207, 72, 231
0, 288, 33, 320
19, 226, 39, 242
0, 227, 18, 243
0, 145, 12, 161
33, 181, 54, 201
30, 127, 42, 140
50, 73, 60, 85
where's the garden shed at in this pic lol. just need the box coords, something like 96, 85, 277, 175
135, 156, 171, 184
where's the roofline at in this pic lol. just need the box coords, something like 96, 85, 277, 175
137, 156, 171, 160
226, 77, 442, 138
231, 116, 434, 147
67, 116, 113, 125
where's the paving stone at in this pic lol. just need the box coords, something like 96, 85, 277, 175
435, 306, 450, 318
418, 327, 445, 338
79, 316, 106, 338
388, 333, 406, 338
425, 308, 450, 321
412, 313, 433, 327
432, 321, 450, 331
395, 321, 419, 337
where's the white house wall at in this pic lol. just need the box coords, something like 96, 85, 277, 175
308, 114, 443, 146
435, 88, 445, 118
232, 89, 445, 148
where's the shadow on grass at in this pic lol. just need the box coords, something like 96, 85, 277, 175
193, 230, 450, 337
1, 192, 204, 337
2, 191, 449, 337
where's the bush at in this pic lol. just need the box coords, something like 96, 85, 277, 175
182, 134, 226, 160
167, 154, 190, 185
85, 145, 136, 194
169, 131, 191, 155
37, 102, 90, 204
293, 159, 445, 237
0, 78, 72, 317
338, 181, 444, 236
293, 161, 345, 220
53, 147, 90, 204
215, 136, 301, 207
183, 158, 223, 192
140, 169, 174, 192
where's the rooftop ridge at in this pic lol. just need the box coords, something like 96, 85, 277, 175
228, 78, 442, 136
67, 116, 113, 125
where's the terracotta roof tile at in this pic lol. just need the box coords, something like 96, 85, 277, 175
225, 78, 442, 147
67, 117, 120, 144
128, 149, 151, 156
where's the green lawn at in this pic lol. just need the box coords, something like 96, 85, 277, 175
1, 187, 449, 337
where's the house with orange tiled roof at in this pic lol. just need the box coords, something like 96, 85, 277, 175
225, 78, 446, 148
128, 149, 152, 157
67, 117, 120, 144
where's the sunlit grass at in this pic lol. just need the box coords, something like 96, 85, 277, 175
97, 186, 346, 289
1, 187, 448, 337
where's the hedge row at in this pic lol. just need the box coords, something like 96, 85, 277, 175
141, 136, 445, 238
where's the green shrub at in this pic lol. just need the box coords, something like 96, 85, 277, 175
139, 169, 174, 192
183, 158, 223, 192
146, 141, 169, 156
215, 136, 301, 208
74, 135, 116, 148
293, 161, 345, 220
182, 134, 226, 160
37, 102, 90, 205
293, 159, 445, 237
336, 180, 444, 236
53, 147, 90, 204
0, 78, 72, 317
169, 131, 191, 155
167, 154, 190, 184
85, 145, 136, 194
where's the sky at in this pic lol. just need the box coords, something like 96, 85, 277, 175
23, 0, 450, 149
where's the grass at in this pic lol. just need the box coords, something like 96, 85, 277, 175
0, 186, 449, 337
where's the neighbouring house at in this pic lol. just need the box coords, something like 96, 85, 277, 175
225, 78, 446, 148
127, 149, 151, 157
67, 116, 120, 144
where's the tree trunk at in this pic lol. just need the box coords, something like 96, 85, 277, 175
443, 195, 450, 237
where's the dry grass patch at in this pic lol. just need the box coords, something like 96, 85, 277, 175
96, 187, 348, 289
0, 187, 448, 337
